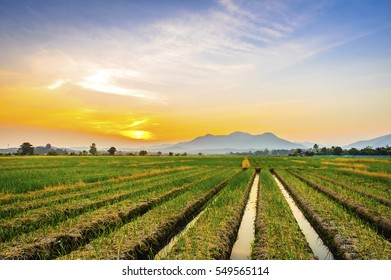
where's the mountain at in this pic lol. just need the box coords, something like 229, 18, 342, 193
345, 134, 391, 149
162, 132, 305, 154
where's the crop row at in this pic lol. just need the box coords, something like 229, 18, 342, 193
0, 167, 214, 243
1, 168, 233, 260
310, 166, 390, 194
296, 169, 391, 219
156, 169, 254, 260
303, 167, 390, 197
272, 169, 391, 259
0, 167, 204, 219
302, 169, 391, 207
252, 169, 315, 259
0, 166, 193, 205
0, 156, 245, 195
59, 168, 239, 259
0, 158, 190, 194
286, 169, 391, 240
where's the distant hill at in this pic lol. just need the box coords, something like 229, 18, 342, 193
162, 132, 305, 154
345, 134, 391, 149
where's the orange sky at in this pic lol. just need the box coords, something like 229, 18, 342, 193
1, 0, 390, 148
1, 83, 389, 148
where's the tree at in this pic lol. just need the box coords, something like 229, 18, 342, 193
157, 151, 162, 156
168, 152, 173, 156
386, 145, 391, 157
18, 142, 34, 155
107, 147, 116, 155
139, 150, 148, 156
320, 147, 328, 155
89, 143, 97, 155
348, 148, 359, 155
294, 148, 303, 156
360, 146, 375, 156
305, 151, 314, 156
333, 146, 343, 156
313, 144, 319, 153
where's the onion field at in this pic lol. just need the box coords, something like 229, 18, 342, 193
0, 156, 390, 259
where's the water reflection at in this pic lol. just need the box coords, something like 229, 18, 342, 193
273, 175, 334, 260
230, 174, 259, 260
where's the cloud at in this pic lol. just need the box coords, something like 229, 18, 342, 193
76, 69, 163, 101
2, 0, 386, 102
20, 1, 303, 86
47, 79, 66, 90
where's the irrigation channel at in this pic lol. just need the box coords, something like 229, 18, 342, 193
230, 173, 259, 259
272, 175, 334, 260
156, 170, 334, 260
155, 207, 205, 259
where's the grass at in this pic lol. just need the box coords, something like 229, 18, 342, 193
0, 167, 216, 243
302, 169, 391, 206
276, 169, 391, 259
1, 155, 390, 260
292, 169, 391, 218
58, 168, 239, 259
0, 156, 242, 194
0, 168, 225, 259
0, 167, 201, 219
156, 169, 254, 260
252, 169, 314, 260
286, 169, 391, 240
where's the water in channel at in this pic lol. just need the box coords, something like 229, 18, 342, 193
154, 209, 205, 259
272, 175, 334, 260
230, 173, 259, 260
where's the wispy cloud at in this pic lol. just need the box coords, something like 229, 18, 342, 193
6, 1, 307, 92
2, 0, 388, 103
77, 69, 163, 101
47, 79, 66, 90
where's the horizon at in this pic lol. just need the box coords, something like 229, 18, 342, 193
1, 0, 391, 148
1, 130, 390, 150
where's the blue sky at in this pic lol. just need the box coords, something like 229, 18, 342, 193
0, 0, 390, 147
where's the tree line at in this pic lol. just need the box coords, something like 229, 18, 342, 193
2, 142, 390, 157
310, 145, 391, 156
1, 142, 188, 156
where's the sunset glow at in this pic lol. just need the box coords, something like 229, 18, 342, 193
121, 130, 152, 141
1, 0, 390, 148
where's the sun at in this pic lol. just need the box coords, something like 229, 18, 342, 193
121, 130, 152, 140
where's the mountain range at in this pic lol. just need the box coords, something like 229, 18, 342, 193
344, 134, 391, 150
160, 132, 305, 154
1, 132, 390, 155
158, 132, 391, 154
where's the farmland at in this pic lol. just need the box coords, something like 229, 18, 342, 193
0, 156, 390, 259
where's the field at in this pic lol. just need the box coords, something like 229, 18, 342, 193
0, 156, 390, 260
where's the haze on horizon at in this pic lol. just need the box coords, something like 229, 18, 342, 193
1, 0, 390, 148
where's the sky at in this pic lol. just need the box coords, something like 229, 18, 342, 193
1, 0, 390, 148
